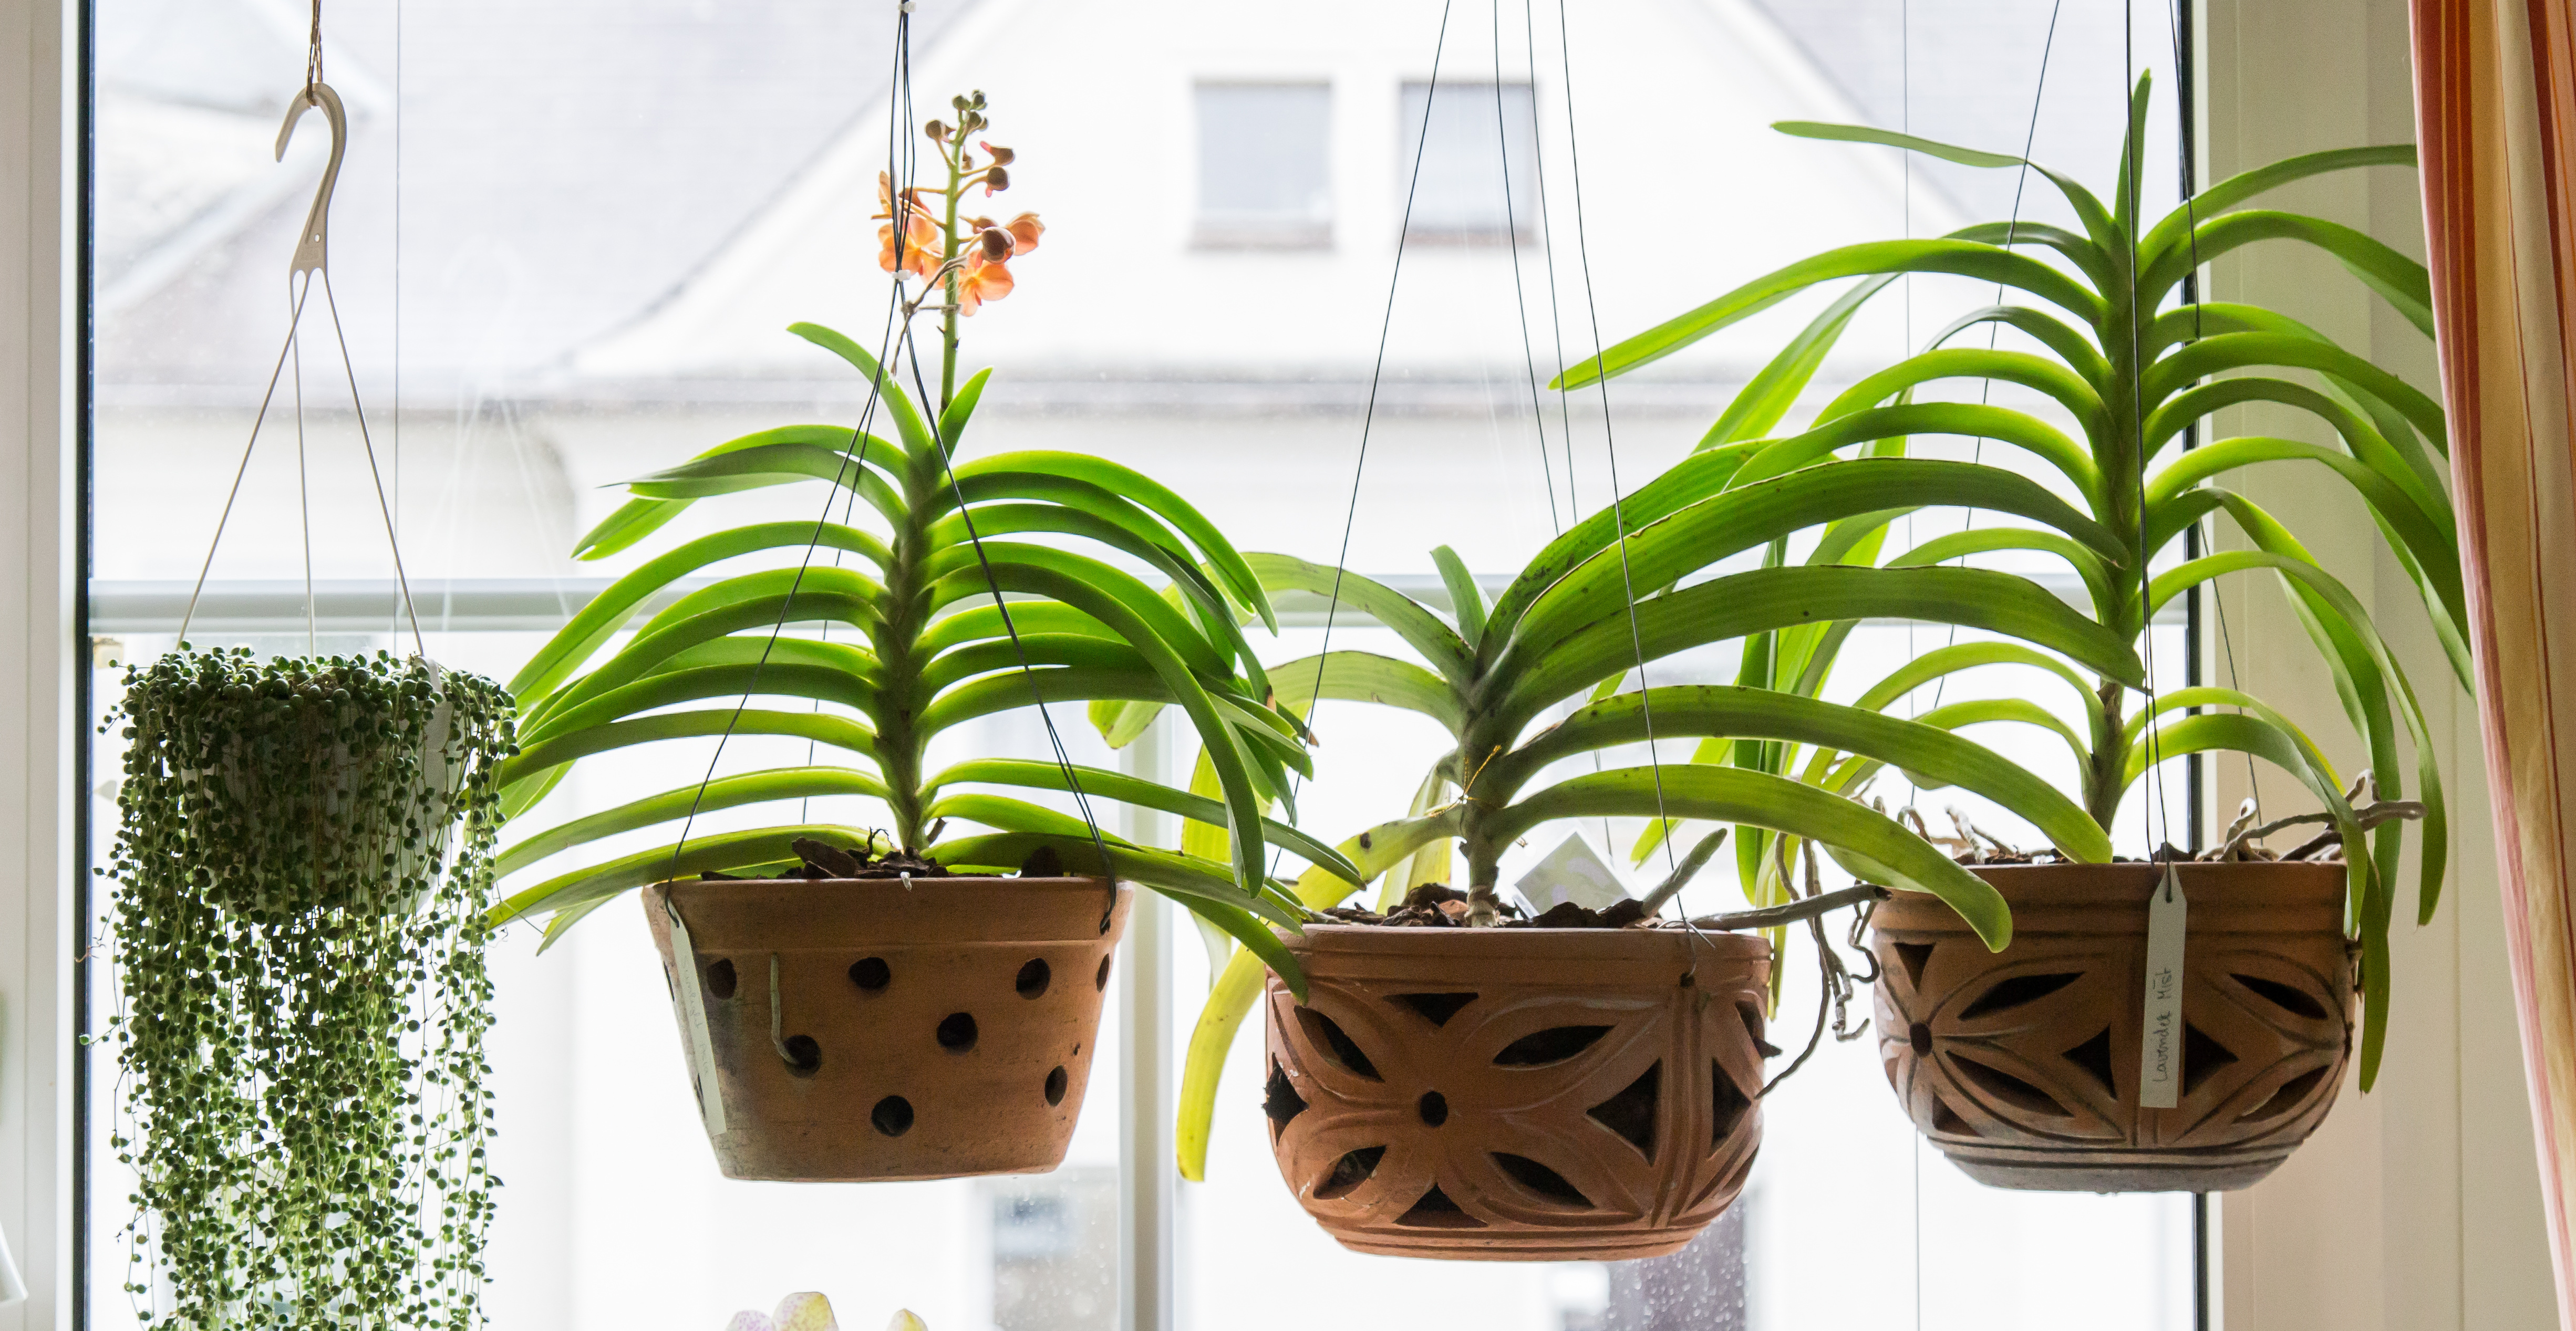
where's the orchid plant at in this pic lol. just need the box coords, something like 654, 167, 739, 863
489, 92, 1357, 985
1561, 72, 2456, 1086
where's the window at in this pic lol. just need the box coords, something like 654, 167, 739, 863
1194, 82, 1333, 248
1396, 80, 1538, 243
80, 2, 2200, 1328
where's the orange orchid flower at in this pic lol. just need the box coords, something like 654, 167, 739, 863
956, 251, 1015, 315
1004, 212, 1043, 256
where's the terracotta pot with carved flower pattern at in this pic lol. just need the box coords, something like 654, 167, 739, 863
1871, 860, 2355, 1192
1261, 922, 1773, 1261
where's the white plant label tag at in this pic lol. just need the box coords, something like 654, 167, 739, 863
664, 900, 728, 1135
2137, 865, 2189, 1109
1513, 832, 1630, 915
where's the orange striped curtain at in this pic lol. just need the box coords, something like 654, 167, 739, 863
2414, 0, 2576, 1322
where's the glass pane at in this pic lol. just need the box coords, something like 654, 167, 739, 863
87, 0, 2201, 1327
1196, 82, 1333, 246
1396, 80, 1538, 242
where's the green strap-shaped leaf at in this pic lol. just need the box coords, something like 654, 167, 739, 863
791, 321, 935, 452
2143, 332, 2444, 445
488, 823, 884, 929
1919, 304, 2116, 389
568, 423, 907, 561
497, 767, 892, 880
924, 546, 1232, 681
1493, 565, 2145, 732
1554, 240, 2105, 389
499, 708, 876, 798
921, 560, 1279, 892
1246, 552, 1474, 684
1496, 685, 2109, 861
1504, 460, 2121, 664
1815, 347, 2112, 445
1704, 274, 1900, 445
1772, 120, 2122, 257
1493, 765, 2011, 948
1732, 403, 2102, 501
926, 759, 1360, 883
513, 521, 888, 699
947, 452, 1275, 631
1431, 545, 1488, 648
2140, 212, 2432, 335
521, 662, 875, 748
2140, 144, 2415, 262
624, 442, 911, 529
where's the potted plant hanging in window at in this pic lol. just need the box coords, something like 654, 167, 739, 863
1563, 71, 2455, 1191
1152, 428, 2143, 1257
105, 60, 519, 1329
492, 91, 1357, 1183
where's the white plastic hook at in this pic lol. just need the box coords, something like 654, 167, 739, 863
275, 82, 347, 278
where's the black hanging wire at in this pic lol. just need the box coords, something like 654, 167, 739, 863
1554, 0, 1678, 879
663, 7, 1119, 927
1926, 0, 2063, 714
2125, 0, 2178, 861
1278, 0, 1458, 885
1494, 0, 1562, 538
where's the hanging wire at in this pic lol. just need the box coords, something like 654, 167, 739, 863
1275, 0, 1457, 887
665, 7, 1116, 921
2125, 0, 2178, 860
2163, 0, 2257, 818
1554, 0, 1677, 880
1927, 0, 2063, 714
1493, 0, 1561, 537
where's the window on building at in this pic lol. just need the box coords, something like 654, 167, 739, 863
1396, 80, 1539, 244
1194, 82, 1333, 248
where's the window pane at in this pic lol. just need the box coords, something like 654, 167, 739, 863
1396, 81, 1537, 242
1196, 82, 1332, 247
87, 1, 2198, 1328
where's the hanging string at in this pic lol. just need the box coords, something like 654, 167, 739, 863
178, 3, 426, 661
1927, 0, 2062, 715
666, 6, 1116, 922
665, 7, 924, 882
1278, 0, 1457, 885
1494, 0, 1561, 537
305, 0, 323, 100
1555, 0, 1678, 879
2164, 0, 2257, 819
292, 278, 317, 654
2125, 0, 2177, 860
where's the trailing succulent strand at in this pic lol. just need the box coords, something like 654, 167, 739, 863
104, 647, 514, 1331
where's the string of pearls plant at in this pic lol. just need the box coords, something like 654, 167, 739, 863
102, 648, 515, 1331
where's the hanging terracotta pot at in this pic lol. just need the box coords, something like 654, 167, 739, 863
1871, 860, 2354, 1192
643, 875, 1129, 1181
1261, 923, 1772, 1261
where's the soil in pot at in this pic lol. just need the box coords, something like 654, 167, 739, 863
1264, 900, 1772, 1261
644, 859, 1130, 1182
1871, 859, 2354, 1192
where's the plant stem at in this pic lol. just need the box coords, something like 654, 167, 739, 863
939, 140, 963, 412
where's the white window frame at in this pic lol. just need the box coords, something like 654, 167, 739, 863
0, 4, 80, 1331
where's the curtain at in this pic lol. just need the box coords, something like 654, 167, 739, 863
2412, 0, 2576, 1322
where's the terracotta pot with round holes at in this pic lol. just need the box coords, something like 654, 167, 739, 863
1261, 923, 1773, 1262
642, 875, 1129, 1182
1871, 860, 2355, 1193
